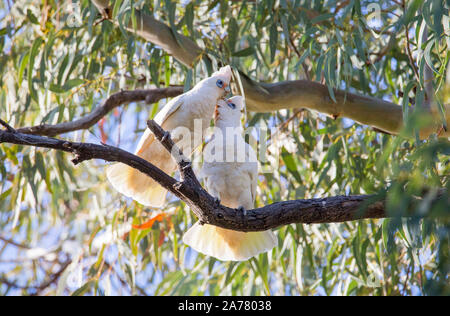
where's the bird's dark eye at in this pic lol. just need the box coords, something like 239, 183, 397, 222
227, 102, 236, 109
216, 79, 224, 88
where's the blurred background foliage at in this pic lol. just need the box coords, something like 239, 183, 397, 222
0, 0, 449, 296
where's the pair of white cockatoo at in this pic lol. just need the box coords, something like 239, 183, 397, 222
107, 66, 277, 261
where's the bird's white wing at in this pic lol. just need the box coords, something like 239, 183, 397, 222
154, 94, 185, 126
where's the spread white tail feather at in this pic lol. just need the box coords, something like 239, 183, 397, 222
183, 222, 277, 261
106, 163, 168, 207
107, 129, 178, 208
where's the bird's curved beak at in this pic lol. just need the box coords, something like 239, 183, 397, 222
223, 83, 231, 93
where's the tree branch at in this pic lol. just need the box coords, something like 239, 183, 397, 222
3, 121, 445, 232
91, 1, 450, 139
15, 87, 183, 137
0, 236, 31, 249
30, 260, 72, 296
0, 260, 71, 295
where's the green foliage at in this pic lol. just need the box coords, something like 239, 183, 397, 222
0, 0, 449, 296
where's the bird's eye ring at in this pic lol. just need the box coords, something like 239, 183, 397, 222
216, 79, 224, 88
227, 102, 236, 109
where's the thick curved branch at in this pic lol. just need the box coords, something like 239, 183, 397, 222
91, 1, 450, 138
238, 72, 402, 133
3, 121, 445, 232
16, 87, 183, 137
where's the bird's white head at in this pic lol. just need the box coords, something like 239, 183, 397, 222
201, 65, 233, 97
214, 95, 245, 127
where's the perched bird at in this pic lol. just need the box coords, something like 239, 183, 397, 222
107, 66, 233, 207
183, 96, 277, 261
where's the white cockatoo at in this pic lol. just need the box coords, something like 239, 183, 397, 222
107, 66, 233, 207
183, 96, 277, 261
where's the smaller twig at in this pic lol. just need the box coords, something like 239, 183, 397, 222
31, 260, 72, 296
103, 261, 148, 296
422, 28, 433, 111
398, 90, 416, 105
276, 109, 305, 132
405, 32, 420, 83
366, 35, 396, 65
402, 261, 412, 295
0, 236, 30, 249
436, 125, 447, 137
0, 277, 25, 290
0, 119, 16, 133
0, 259, 71, 295
334, 0, 351, 14
403, 0, 420, 83
281, 20, 311, 81
94, 17, 109, 27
